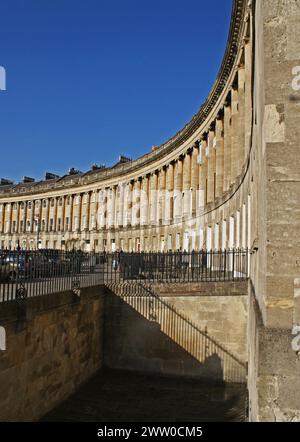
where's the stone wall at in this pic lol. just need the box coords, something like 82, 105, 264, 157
104, 282, 248, 383
0, 286, 105, 421
248, 0, 300, 421
248, 287, 300, 421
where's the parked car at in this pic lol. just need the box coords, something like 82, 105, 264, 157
0, 254, 21, 282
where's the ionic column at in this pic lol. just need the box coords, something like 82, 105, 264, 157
73, 195, 81, 231
118, 184, 125, 228
238, 64, 245, 172
107, 187, 115, 228
199, 137, 208, 211
174, 158, 183, 221
29, 201, 34, 233
0, 204, 5, 234
68, 196, 74, 232
191, 145, 199, 216
231, 85, 239, 183
207, 127, 216, 203
165, 163, 174, 222
215, 115, 224, 198
183, 152, 191, 218
45, 200, 49, 232
15, 203, 20, 234
132, 179, 141, 226
127, 182, 133, 226
150, 172, 158, 225
6, 203, 12, 234
157, 168, 166, 225
140, 176, 149, 226
223, 101, 232, 191
53, 198, 58, 232
244, 40, 252, 158
98, 190, 106, 229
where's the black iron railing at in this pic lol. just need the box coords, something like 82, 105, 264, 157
0, 249, 249, 302
103, 249, 249, 284
0, 249, 104, 302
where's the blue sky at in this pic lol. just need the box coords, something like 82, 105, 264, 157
0, 0, 232, 182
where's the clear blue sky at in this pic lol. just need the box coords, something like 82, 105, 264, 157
0, 0, 232, 182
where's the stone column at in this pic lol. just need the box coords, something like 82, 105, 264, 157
140, 175, 149, 226
183, 152, 191, 218
244, 39, 252, 159
165, 162, 174, 222
68, 195, 74, 232
191, 145, 199, 216
150, 172, 158, 225
15, 203, 20, 235
132, 179, 141, 227
223, 101, 232, 191
118, 184, 125, 228
174, 158, 183, 221
6, 203, 12, 234
45, 199, 50, 232
215, 115, 224, 198
207, 127, 216, 203
107, 187, 115, 229
231, 84, 239, 184
29, 201, 34, 233
127, 181, 133, 227
199, 137, 207, 211
238, 64, 245, 171
157, 168, 166, 225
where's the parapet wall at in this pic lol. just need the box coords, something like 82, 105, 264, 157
0, 286, 105, 421
104, 282, 248, 383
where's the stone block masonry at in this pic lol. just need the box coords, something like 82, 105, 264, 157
104, 281, 248, 384
0, 286, 105, 421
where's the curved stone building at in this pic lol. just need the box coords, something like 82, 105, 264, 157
1, 0, 300, 422
0, 0, 252, 254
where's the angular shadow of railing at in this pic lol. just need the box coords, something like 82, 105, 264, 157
106, 282, 247, 383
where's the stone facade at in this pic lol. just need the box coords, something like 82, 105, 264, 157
0, 0, 251, 254
0, 286, 105, 421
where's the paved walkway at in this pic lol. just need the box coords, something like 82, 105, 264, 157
42, 369, 247, 422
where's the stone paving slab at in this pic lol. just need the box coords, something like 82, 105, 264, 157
41, 368, 247, 422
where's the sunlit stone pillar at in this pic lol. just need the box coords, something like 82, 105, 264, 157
183, 151, 191, 219
244, 40, 252, 158
44, 199, 49, 232
207, 126, 216, 203
140, 175, 149, 226
191, 144, 199, 217
165, 162, 174, 223
150, 172, 158, 225
117, 183, 124, 228
68, 195, 74, 232
199, 137, 207, 211
215, 114, 224, 198
98, 190, 105, 229
231, 84, 239, 184
132, 179, 141, 227
223, 101, 232, 191
157, 167, 166, 225
6, 203, 12, 234
107, 187, 115, 228
238, 64, 245, 172
73, 195, 81, 231
174, 158, 183, 222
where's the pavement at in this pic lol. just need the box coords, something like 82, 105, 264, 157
41, 368, 247, 422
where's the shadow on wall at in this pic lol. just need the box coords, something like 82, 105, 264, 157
104, 283, 246, 383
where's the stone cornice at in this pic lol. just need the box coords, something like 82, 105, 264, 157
0, 0, 247, 200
